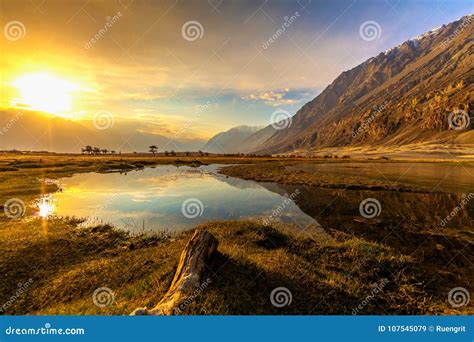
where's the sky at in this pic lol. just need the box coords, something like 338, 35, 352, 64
1, 0, 473, 143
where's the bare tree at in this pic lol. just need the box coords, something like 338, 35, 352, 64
149, 145, 158, 156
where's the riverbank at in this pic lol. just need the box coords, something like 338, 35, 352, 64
0, 154, 472, 315
3, 153, 456, 217
218, 162, 442, 193
0, 154, 273, 216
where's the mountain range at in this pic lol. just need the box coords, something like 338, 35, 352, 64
201, 125, 277, 154
0, 109, 205, 153
205, 14, 473, 155
2, 15, 472, 155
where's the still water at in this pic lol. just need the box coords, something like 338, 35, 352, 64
39, 162, 473, 293
45, 165, 319, 233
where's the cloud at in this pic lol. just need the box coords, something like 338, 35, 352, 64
242, 88, 316, 107
1, 0, 465, 146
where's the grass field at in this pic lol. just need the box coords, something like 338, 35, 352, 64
0, 153, 472, 315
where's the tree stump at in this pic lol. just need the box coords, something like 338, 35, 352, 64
131, 229, 218, 315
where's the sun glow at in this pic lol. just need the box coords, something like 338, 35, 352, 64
38, 197, 55, 218
12, 72, 79, 116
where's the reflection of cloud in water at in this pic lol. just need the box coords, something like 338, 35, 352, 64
51, 165, 320, 234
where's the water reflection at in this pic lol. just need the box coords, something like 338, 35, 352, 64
44, 163, 473, 290
49, 165, 320, 234
264, 183, 474, 291
34, 195, 55, 218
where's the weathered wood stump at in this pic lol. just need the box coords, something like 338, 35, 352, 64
131, 229, 218, 315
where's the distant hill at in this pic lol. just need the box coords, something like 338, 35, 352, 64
0, 109, 206, 153
238, 125, 277, 154
256, 14, 474, 154
202, 125, 264, 154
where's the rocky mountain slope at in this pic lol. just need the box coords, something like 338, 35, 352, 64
256, 14, 474, 154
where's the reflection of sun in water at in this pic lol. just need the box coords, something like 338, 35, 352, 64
38, 197, 55, 218
12, 72, 79, 116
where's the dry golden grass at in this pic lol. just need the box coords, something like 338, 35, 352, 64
2, 218, 462, 315
219, 163, 437, 192
0, 153, 471, 315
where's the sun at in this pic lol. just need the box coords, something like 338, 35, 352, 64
12, 72, 79, 116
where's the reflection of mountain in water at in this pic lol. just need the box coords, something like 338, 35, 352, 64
259, 182, 474, 291
214, 172, 322, 232
51, 165, 323, 238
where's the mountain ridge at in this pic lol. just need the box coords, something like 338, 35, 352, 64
254, 14, 473, 154
0, 109, 206, 153
202, 125, 264, 154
